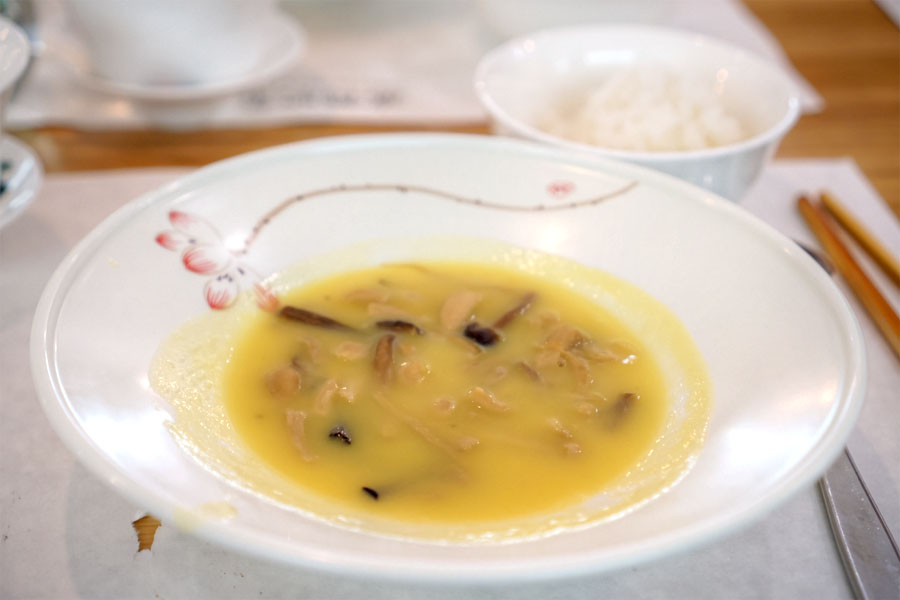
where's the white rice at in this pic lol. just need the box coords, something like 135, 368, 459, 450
539, 66, 747, 152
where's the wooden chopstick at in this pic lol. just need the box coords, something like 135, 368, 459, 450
797, 195, 900, 359
820, 191, 900, 289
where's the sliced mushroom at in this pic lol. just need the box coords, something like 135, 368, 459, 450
285, 409, 315, 461
543, 324, 586, 352
397, 359, 429, 384
445, 333, 484, 356
561, 350, 594, 389
534, 349, 565, 369
280, 306, 354, 331
313, 379, 339, 415
376, 320, 424, 335
328, 425, 352, 445
373, 334, 395, 383
493, 292, 536, 329
467, 386, 510, 413
439, 290, 482, 330
336, 381, 357, 403
432, 396, 457, 417
265, 365, 302, 397
463, 322, 500, 346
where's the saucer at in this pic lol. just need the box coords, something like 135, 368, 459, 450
0, 135, 42, 229
56, 14, 305, 102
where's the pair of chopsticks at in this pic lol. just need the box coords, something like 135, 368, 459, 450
797, 192, 900, 359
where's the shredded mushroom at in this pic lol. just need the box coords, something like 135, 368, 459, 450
285, 409, 315, 461
373, 334, 396, 383
439, 290, 482, 330
493, 292, 536, 329
266, 365, 302, 397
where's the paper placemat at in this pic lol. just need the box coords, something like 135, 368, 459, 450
2, 158, 895, 598
9, 0, 823, 130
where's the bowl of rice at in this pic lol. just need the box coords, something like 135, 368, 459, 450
474, 25, 801, 200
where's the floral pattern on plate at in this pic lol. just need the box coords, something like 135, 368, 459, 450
156, 181, 637, 309
155, 210, 277, 310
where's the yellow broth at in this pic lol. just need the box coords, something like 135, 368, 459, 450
224, 262, 671, 524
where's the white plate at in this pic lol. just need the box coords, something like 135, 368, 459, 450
30, 133, 865, 581
54, 14, 305, 102
0, 135, 43, 229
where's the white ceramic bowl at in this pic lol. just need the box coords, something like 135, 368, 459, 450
0, 16, 42, 228
31, 134, 863, 581
474, 25, 801, 200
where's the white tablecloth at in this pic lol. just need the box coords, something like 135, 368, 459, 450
1, 157, 897, 599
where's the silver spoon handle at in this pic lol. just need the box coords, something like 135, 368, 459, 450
819, 449, 900, 600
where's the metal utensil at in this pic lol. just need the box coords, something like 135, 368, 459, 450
798, 240, 900, 600
820, 450, 900, 600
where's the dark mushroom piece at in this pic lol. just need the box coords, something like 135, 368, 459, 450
373, 333, 396, 382
463, 322, 500, 347
280, 306, 355, 331
375, 320, 424, 335
493, 292, 537, 329
328, 425, 352, 445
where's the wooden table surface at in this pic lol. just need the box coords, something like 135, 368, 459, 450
13, 0, 900, 218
